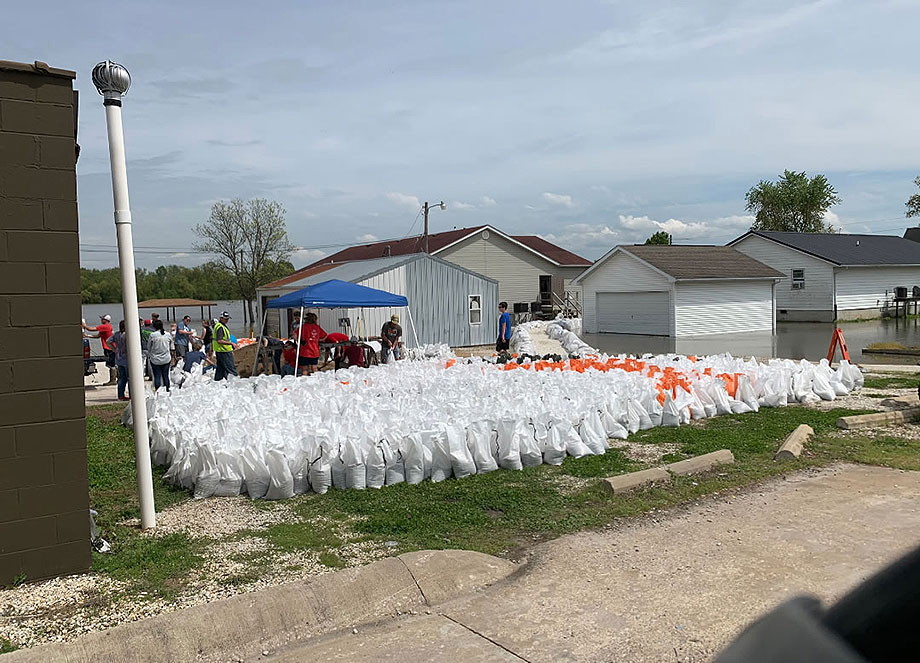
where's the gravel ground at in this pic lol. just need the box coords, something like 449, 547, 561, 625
0, 501, 389, 650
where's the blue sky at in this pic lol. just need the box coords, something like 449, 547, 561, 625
6, 0, 920, 268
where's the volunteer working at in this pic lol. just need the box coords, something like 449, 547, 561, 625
213, 311, 238, 381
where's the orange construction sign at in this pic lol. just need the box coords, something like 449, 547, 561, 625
826, 328, 850, 363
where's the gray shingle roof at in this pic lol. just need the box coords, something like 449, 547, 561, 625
622, 245, 784, 280
741, 231, 920, 266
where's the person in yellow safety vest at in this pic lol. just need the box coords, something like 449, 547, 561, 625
212, 311, 238, 381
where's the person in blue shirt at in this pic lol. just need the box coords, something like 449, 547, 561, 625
183, 340, 214, 373
496, 301, 512, 352
175, 315, 193, 360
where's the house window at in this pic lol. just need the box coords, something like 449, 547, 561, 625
468, 295, 482, 325
791, 269, 805, 290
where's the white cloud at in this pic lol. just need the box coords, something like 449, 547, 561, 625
291, 248, 326, 267
617, 214, 754, 243
481, 196, 497, 206
452, 201, 476, 211
357, 233, 379, 242
823, 210, 841, 230
385, 192, 421, 210
540, 223, 620, 255
542, 192, 574, 208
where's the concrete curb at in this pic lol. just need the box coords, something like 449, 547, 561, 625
602, 467, 671, 494
775, 424, 813, 461
600, 449, 736, 494
4, 551, 516, 663
836, 408, 920, 430
665, 449, 735, 476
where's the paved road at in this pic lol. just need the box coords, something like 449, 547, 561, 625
268, 464, 920, 662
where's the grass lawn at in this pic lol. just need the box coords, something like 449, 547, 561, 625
81, 400, 920, 600
862, 375, 920, 390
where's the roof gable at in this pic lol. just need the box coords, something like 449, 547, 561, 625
303, 225, 591, 269
731, 231, 920, 266
575, 245, 783, 283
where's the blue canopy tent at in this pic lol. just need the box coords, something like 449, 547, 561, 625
258, 279, 416, 374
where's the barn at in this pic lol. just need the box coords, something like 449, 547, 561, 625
256, 253, 498, 347
572, 245, 783, 337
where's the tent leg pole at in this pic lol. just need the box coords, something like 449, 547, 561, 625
252, 309, 268, 376
294, 305, 303, 376
406, 306, 419, 348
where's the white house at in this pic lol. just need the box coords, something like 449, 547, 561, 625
301, 225, 592, 313
729, 231, 920, 321
572, 245, 783, 337
256, 253, 498, 347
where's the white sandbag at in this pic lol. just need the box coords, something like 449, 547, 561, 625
736, 375, 760, 412
496, 418, 524, 470
366, 441, 386, 489
446, 425, 476, 479
708, 382, 733, 415
428, 429, 453, 483
467, 420, 498, 473
625, 400, 640, 434
542, 421, 568, 465
240, 446, 270, 499
519, 424, 543, 468
602, 404, 629, 440
729, 399, 753, 414
309, 453, 332, 495
577, 414, 606, 455
559, 420, 592, 458
381, 438, 406, 486
660, 393, 680, 428
403, 433, 427, 484
812, 367, 836, 401
265, 449, 295, 500
343, 438, 367, 490
288, 445, 310, 495
213, 450, 243, 497
193, 444, 220, 499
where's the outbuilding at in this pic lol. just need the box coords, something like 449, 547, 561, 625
256, 253, 498, 347
572, 245, 783, 336
730, 230, 920, 321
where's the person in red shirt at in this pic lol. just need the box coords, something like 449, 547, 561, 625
295, 312, 327, 375
280, 340, 299, 376
83, 314, 116, 385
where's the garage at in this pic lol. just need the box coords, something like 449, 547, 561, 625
573, 245, 783, 337
596, 291, 670, 335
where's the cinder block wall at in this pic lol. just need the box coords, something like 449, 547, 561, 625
0, 60, 90, 583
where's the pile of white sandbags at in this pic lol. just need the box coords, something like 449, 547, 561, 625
140, 348, 863, 499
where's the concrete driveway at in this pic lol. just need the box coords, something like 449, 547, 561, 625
268, 464, 920, 662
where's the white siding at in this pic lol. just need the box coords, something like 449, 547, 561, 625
732, 235, 834, 313
577, 251, 672, 333
437, 233, 587, 305
835, 266, 920, 311
597, 291, 670, 335
674, 281, 774, 336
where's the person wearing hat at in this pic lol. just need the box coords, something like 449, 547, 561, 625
83, 314, 117, 385
380, 314, 402, 363
212, 311, 238, 381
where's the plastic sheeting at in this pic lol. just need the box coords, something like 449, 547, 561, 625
140, 341, 864, 499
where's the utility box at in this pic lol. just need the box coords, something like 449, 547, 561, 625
0, 60, 89, 583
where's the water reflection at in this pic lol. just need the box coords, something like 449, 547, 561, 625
582, 318, 920, 362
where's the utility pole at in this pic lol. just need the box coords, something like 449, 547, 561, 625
422, 201, 446, 253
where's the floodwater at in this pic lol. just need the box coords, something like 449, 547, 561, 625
581, 319, 920, 363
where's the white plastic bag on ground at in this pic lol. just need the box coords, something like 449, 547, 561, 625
382, 438, 406, 486
213, 450, 243, 497
519, 424, 543, 467
660, 393, 680, 428
542, 421, 568, 465
559, 420, 591, 458
403, 433, 427, 484
241, 446, 270, 499
193, 444, 220, 499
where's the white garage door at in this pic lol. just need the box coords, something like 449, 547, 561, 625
596, 291, 670, 335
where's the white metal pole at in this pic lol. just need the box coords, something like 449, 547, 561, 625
294, 305, 304, 375
405, 306, 420, 348
94, 61, 156, 529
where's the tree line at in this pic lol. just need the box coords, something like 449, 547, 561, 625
81, 260, 294, 304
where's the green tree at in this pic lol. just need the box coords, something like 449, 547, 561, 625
906, 176, 920, 218
745, 170, 840, 233
644, 231, 671, 245
193, 198, 295, 325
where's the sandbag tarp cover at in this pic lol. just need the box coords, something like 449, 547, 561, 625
142, 321, 863, 499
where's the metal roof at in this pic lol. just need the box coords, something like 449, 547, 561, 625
733, 231, 920, 266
